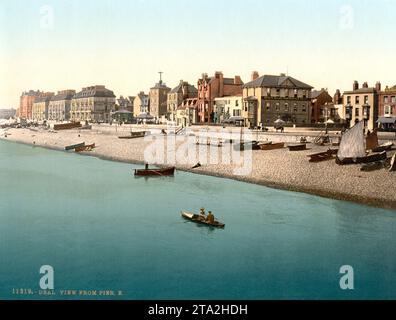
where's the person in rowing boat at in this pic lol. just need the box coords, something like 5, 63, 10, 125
206, 211, 215, 224
199, 208, 206, 220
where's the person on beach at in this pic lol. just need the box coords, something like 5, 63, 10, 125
206, 211, 215, 224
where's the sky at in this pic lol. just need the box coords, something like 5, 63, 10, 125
1, 0, 396, 108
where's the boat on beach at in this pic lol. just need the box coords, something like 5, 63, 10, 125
75, 143, 95, 152
65, 142, 85, 151
336, 121, 388, 165
181, 211, 225, 228
287, 143, 307, 151
134, 165, 175, 177
259, 142, 285, 151
372, 142, 393, 153
308, 149, 338, 163
119, 131, 147, 139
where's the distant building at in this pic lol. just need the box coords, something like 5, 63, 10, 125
176, 98, 198, 127
70, 85, 116, 123
343, 81, 379, 131
311, 89, 333, 123
167, 80, 198, 122
117, 96, 134, 112
133, 92, 149, 117
377, 84, 396, 130
242, 72, 313, 128
213, 95, 243, 124
0, 108, 17, 119
197, 72, 243, 123
19, 90, 42, 119
48, 90, 76, 122
149, 74, 171, 122
32, 92, 55, 121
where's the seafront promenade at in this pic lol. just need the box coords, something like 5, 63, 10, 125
1, 125, 396, 209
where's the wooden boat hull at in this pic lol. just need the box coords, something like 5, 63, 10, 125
54, 122, 82, 131
336, 151, 387, 165
134, 167, 175, 176
288, 144, 307, 151
75, 143, 95, 152
181, 211, 225, 228
308, 149, 338, 163
372, 142, 393, 153
65, 142, 85, 151
259, 142, 285, 151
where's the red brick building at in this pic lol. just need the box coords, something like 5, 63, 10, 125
19, 90, 42, 120
378, 83, 396, 130
311, 89, 333, 123
197, 72, 243, 123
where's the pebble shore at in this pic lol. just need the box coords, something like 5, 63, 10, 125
1, 125, 395, 210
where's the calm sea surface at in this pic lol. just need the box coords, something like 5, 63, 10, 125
0, 140, 395, 300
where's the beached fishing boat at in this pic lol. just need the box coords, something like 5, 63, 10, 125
234, 140, 261, 151
119, 131, 147, 139
259, 142, 285, 151
308, 149, 338, 163
65, 142, 85, 151
336, 121, 387, 165
134, 165, 175, 177
54, 122, 82, 131
287, 144, 307, 151
181, 211, 225, 228
372, 142, 393, 153
75, 143, 95, 152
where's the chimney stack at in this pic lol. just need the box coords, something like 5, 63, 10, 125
234, 75, 242, 85
363, 82, 368, 89
376, 81, 381, 92
353, 81, 359, 91
251, 71, 259, 81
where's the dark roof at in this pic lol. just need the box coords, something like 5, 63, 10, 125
74, 86, 115, 99
51, 92, 75, 102
34, 95, 54, 103
243, 75, 313, 89
170, 83, 198, 94
151, 81, 170, 90
344, 88, 376, 94
311, 89, 328, 99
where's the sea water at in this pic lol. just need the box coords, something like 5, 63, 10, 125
0, 140, 395, 300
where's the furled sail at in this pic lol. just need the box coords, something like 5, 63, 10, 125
337, 121, 366, 160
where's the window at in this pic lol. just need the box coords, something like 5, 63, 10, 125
302, 104, 306, 112
294, 89, 298, 98
275, 103, 280, 111
347, 96, 351, 104
384, 96, 389, 104
385, 105, 392, 115
284, 103, 289, 111
235, 100, 239, 107
285, 89, 289, 98
392, 96, 396, 104
355, 108, 360, 117
364, 96, 369, 104
276, 89, 280, 96
267, 88, 271, 97
355, 96, 360, 104
302, 90, 307, 99
293, 104, 298, 112
266, 102, 270, 111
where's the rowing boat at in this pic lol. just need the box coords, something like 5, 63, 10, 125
259, 142, 285, 151
134, 166, 175, 177
181, 211, 225, 228
308, 149, 338, 163
75, 143, 95, 152
65, 142, 85, 151
287, 143, 307, 151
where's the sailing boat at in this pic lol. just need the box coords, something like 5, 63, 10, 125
336, 121, 387, 165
